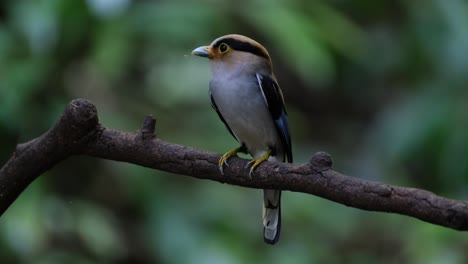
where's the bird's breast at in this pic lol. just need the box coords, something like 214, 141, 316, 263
210, 75, 282, 159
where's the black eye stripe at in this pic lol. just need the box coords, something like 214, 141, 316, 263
213, 38, 269, 59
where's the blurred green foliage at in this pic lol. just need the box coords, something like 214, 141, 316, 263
1, 0, 468, 263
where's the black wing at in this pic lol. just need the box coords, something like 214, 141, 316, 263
256, 73, 293, 163
209, 90, 238, 141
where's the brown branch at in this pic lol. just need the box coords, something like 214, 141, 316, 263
1, 99, 468, 231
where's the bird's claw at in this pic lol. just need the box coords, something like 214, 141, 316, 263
246, 159, 263, 177
218, 158, 229, 175
218, 147, 241, 175
246, 149, 272, 177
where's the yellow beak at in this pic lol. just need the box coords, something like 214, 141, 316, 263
192, 46, 213, 58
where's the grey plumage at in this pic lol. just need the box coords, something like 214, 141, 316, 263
193, 34, 292, 244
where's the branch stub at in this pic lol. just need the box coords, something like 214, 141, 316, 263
309, 151, 333, 170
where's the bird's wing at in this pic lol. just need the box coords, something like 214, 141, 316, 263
209, 90, 238, 141
256, 73, 293, 163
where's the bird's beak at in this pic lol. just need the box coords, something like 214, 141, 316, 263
192, 46, 213, 59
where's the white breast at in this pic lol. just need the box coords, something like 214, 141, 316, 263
210, 72, 283, 160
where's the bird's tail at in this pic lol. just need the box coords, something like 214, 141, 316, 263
263, 189, 281, 244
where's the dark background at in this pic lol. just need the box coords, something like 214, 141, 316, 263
1, 0, 468, 263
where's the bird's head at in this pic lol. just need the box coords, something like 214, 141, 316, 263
192, 34, 272, 72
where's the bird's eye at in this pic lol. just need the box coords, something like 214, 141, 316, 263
219, 43, 229, 53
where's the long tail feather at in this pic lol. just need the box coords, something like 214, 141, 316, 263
263, 189, 281, 244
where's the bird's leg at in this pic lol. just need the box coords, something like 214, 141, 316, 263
246, 149, 272, 176
219, 146, 245, 175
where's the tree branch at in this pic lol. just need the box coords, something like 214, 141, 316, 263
1, 99, 468, 231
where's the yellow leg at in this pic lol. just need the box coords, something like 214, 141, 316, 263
246, 149, 272, 176
219, 146, 243, 175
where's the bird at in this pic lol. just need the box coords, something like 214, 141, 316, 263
192, 34, 293, 245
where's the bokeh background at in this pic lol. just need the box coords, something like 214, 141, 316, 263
1, 0, 468, 263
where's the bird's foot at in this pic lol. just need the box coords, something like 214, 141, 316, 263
246, 149, 272, 176
219, 147, 243, 175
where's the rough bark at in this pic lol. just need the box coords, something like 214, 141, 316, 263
1, 99, 467, 231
